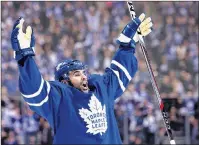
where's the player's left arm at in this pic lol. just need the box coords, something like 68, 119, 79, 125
104, 13, 153, 100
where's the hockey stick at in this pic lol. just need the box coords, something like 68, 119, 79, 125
127, 1, 176, 144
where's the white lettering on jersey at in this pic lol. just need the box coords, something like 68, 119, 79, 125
79, 94, 108, 135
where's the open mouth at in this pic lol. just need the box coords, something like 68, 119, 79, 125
81, 81, 89, 92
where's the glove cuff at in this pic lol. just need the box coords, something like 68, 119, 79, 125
122, 18, 141, 39
14, 47, 35, 61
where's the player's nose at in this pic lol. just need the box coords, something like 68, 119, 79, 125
81, 73, 87, 81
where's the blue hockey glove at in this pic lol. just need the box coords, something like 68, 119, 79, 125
117, 13, 153, 47
11, 17, 35, 61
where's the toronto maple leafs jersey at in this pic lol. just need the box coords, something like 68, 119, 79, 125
18, 46, 138, 144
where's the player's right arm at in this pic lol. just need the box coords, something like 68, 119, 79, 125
10, 17, 62, 126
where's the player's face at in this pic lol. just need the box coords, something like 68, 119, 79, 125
68, 70, 89, 93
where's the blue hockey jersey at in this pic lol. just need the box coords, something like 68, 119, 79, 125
18, 46, 138, 144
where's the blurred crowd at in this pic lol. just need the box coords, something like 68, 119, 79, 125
1, 1, 198, 144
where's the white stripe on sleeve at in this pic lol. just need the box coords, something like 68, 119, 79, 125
111, 60, 131, 81
26, 81, 51, 106
110, 68, 125, 92
117, 33, 131, 43
22, 76, 44, 98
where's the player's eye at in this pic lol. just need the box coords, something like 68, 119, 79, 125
74, 72, 81, 76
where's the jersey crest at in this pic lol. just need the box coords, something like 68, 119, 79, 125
79, 94, 108, 135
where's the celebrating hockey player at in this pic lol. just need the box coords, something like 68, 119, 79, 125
10, 13, 152, 144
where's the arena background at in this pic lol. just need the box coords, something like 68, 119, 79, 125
1, 1, 198, 144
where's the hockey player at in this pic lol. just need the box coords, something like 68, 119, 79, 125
10, 13, 152, 144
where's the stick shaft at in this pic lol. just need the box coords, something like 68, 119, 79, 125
127, 2, 176, 144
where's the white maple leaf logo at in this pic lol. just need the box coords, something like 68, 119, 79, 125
79, 94, 108, 135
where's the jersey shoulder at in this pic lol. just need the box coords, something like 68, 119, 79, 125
88, 74, 103, 88
49, 80, 72, 94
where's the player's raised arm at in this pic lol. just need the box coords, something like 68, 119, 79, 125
90, 13, 152, 101
10, 17, 62, 124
